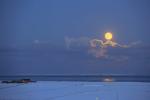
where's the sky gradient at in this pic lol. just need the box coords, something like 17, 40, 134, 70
0, 0, 150, 75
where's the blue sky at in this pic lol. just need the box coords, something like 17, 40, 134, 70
0, 0, 150, 75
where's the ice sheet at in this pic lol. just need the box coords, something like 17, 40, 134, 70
0, 81, 150, 100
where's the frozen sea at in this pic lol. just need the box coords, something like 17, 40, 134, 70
0, 81, 150, 100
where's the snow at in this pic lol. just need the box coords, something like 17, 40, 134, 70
0, 81, 150, 100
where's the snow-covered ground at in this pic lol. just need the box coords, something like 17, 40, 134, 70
0, 81, 150, 100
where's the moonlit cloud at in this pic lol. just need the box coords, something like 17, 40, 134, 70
89, 38, 142, 59
64, 35, 142, 62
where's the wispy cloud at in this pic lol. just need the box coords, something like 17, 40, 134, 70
64, 36, 142, 62
64, 36, 90, 50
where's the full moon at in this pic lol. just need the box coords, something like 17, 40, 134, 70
104, 32, 113, 40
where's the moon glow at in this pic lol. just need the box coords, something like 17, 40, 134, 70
105, 32, 113, 40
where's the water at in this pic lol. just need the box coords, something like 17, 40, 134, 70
0, 75, 150, 82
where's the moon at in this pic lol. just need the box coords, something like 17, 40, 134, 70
104, 32, 113, 40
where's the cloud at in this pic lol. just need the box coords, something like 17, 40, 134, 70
126, 41, 142, 47
89, 38, 142, 59
88, 47, 107, 58
64, 36, 90, 50
64, 36, 142, 62
33, 40, 52, 44
33, 40, 40, 44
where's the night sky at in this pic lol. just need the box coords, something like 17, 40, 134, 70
0, 0, 150, 75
